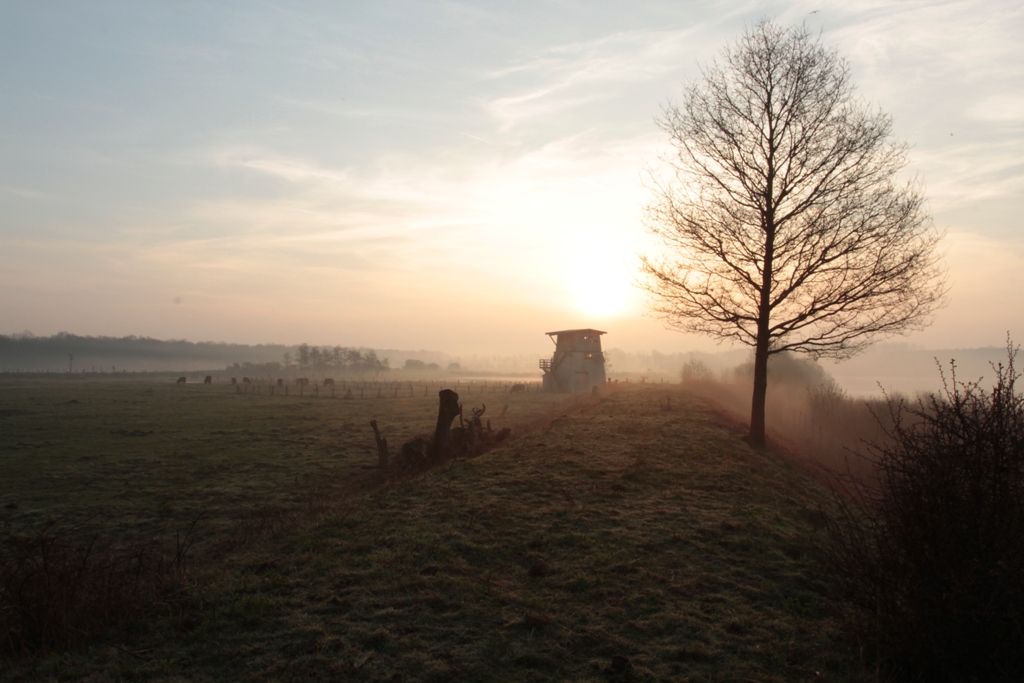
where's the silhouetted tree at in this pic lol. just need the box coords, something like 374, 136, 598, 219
361, 350, 389, 376
641, 20, 946, 446
343, 348, 362, 370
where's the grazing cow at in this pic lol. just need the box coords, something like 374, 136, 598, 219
296, 377, 310, 387
276, 378, 284, 387
323, 378, 335, 386
176, 376, 187, 384
243, 377, 251, 384
204, 375, 212, 384
231, 377, 237, 384
510, 383, 526, 393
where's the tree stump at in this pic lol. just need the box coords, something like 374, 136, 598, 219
429, 389, 461, 462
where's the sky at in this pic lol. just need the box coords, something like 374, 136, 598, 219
1, 0, 1022, 358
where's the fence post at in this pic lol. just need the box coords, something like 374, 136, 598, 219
370, 420, 389, 471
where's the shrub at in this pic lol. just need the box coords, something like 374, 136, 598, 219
824, 342, 1024, 681
680, 359, 715, 383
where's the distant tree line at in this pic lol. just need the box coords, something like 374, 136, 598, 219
0, 332, 391, 375
228, 361, 283, 375
403, 359, 440, 372
0, 331, 282, 363
284, 344, 389, 376
0, 332, 291, 372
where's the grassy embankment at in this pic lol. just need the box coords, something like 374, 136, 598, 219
1, 377, 860, 681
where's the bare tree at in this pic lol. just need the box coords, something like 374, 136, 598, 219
641, 20, 946, 447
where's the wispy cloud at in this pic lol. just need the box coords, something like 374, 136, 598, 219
968, 93, 1024, 123
277, 96, 460, 125
0, 186, 55, 200
479, 25, 715, 129
808, 1, 1024, 209
827, 1, 1024, 98
209, 147, 350, 185
914, 141, 1024, 211
181, 126, 657, 299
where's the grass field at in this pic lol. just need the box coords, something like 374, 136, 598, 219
1, 377, 862, 681
0, 377, 554, 538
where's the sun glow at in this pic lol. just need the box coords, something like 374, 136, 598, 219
566, 241, 634, 318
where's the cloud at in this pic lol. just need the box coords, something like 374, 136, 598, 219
914, 141, 1024, 211
209, 147, 350, 185
824, 0, 1024, 110
968, 94, 1024, 123
804, 1, 1024, 210
479, 25, 715, 129
0, 186, 54, 200
277, 96, 458, 125
178, 125, 658, 308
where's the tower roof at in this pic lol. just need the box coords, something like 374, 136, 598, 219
545, 328, 607, 337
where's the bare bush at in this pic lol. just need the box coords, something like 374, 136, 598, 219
680, 359, 715, 383
824, 343, 1024, 681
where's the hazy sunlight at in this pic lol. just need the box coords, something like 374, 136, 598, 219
566, 242, 633, 318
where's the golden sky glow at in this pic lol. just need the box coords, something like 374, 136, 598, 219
1, 1, 1022, 356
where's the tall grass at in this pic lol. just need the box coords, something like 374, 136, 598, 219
0, 516, 199, 658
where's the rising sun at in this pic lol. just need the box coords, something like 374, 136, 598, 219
566, 245, 633, 318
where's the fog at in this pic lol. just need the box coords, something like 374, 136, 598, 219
2, 331, 1013, 400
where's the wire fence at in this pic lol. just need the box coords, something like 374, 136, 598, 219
226, 377, 542, 399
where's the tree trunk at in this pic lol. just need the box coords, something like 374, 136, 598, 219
750, 206, 775, 448
750, 142, 777, 448
749, 340, 769, 448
